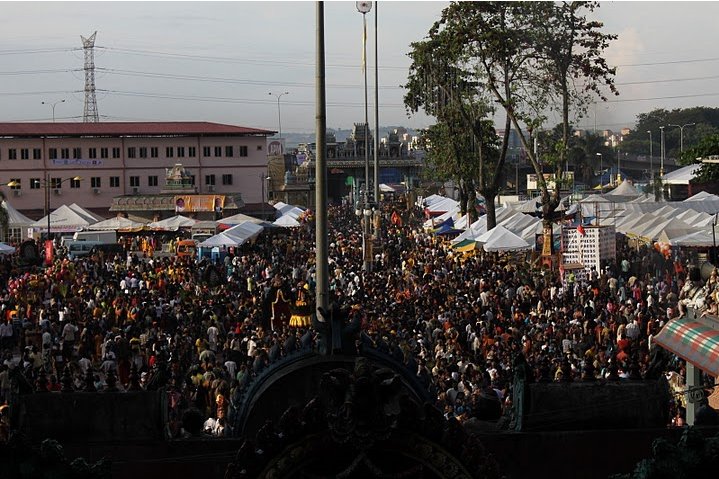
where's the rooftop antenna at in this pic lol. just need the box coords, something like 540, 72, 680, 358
81, 31, 99, 123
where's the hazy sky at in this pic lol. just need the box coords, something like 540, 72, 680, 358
1, 1, 718, 134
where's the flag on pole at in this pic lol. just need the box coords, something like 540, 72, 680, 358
577, 224, 586, 236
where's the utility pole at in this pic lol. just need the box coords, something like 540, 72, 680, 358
315, 1, 329, 320
647, 130, 653, 181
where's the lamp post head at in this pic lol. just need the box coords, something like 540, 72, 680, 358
5, 180, 19, 187
356, 1, 372, 14
72, 176, 83, 181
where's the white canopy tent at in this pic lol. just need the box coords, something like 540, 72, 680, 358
222, 221, 264, 243
31, 204, 99, 233
662, 163, 701, 185
68, 203, 105, 223
198, 233, 242, 248
216, 213, 266, 226
87, 216, 146, 231
147, 215, 197, 231
0, 243, 15, 254
273, 202, 305, 218
684, 190, 719, 202
2, 201, 33, 241
476, 225, 532, 252
273, 215, 301, 228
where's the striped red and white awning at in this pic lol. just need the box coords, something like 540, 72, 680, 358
654, 317, 719, 377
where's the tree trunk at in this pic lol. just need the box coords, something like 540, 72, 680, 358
480, 188, 497, 230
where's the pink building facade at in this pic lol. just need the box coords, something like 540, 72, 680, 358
0, 122, 274, 219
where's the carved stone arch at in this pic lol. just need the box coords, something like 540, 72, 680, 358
258, 431, 478, 479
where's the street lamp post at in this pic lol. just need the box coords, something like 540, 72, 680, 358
268, 91, 289, 143
647, 130, 653, 180
596, 152, 603, 194
669, 122, 696, 154
659, 126, 665, 177
41, 99, 65, 123
357, 0, 373, 273
34, 174, 82, 240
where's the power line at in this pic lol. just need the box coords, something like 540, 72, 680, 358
0, 47, 77, 55
0, 68, 78, 76
616, 56, 719, 67
98, 46, 408, 71
607, 92, 719, 103
97, 67, 402, 90
105, 89, 407, 108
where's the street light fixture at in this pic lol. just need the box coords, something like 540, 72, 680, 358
268, 91, 289, 143
596, 152, 603, 194
34, 174, 82, 240
41, 99, 65, 123
668, 122, 696, 154
357, 0, 373, 273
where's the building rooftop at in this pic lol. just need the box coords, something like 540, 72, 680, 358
0, 121, 275, 138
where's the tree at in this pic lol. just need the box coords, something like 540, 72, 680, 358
407, 2, 617, 239
405, 22, 501, 227
684, 133, 719, 183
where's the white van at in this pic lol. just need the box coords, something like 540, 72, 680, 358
66, 240, 102, 259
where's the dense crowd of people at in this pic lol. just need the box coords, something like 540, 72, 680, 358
0, 199, 713, 441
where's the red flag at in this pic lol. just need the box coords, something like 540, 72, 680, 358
577, 225, 586, 236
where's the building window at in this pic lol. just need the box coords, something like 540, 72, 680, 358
73, 147, 81, 159
148, 175, 158, 187
225, 146, 233, 157
112, 147, 120, 159
91, 177, 101, 188
205, 174, 216, 186
70, 178, 80, 189
33, 148, 42, 160
177, 146, 185, 157
166, 146, 174, 158
110, 176, 120, 188
9, 179, 20, 190
202, 146, 211, 157
8, 149, 16, 160
214, 146, 222, 157
127, 147, 136, 159
188, 146, 196, 157
257, 145, 263, 151
61, 148, 70, 159
139, 147, 147, 158
30, 178, 41, 189
239, 146, 248, 157
89, 148, 97, 159
190, 175, 196, 185
100, 147, 108, 159
151, 147, 158, 158
222, 174, 233, 185
129, 176, 140, 187
51, 177, 61, 189
49, 148, 58, 160
21, 149, 30, 160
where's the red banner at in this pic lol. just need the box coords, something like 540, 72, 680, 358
44, 240, 53, 266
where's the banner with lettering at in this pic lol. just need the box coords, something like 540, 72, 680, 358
44, 240, 53, 266
174, 195, 226, 213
